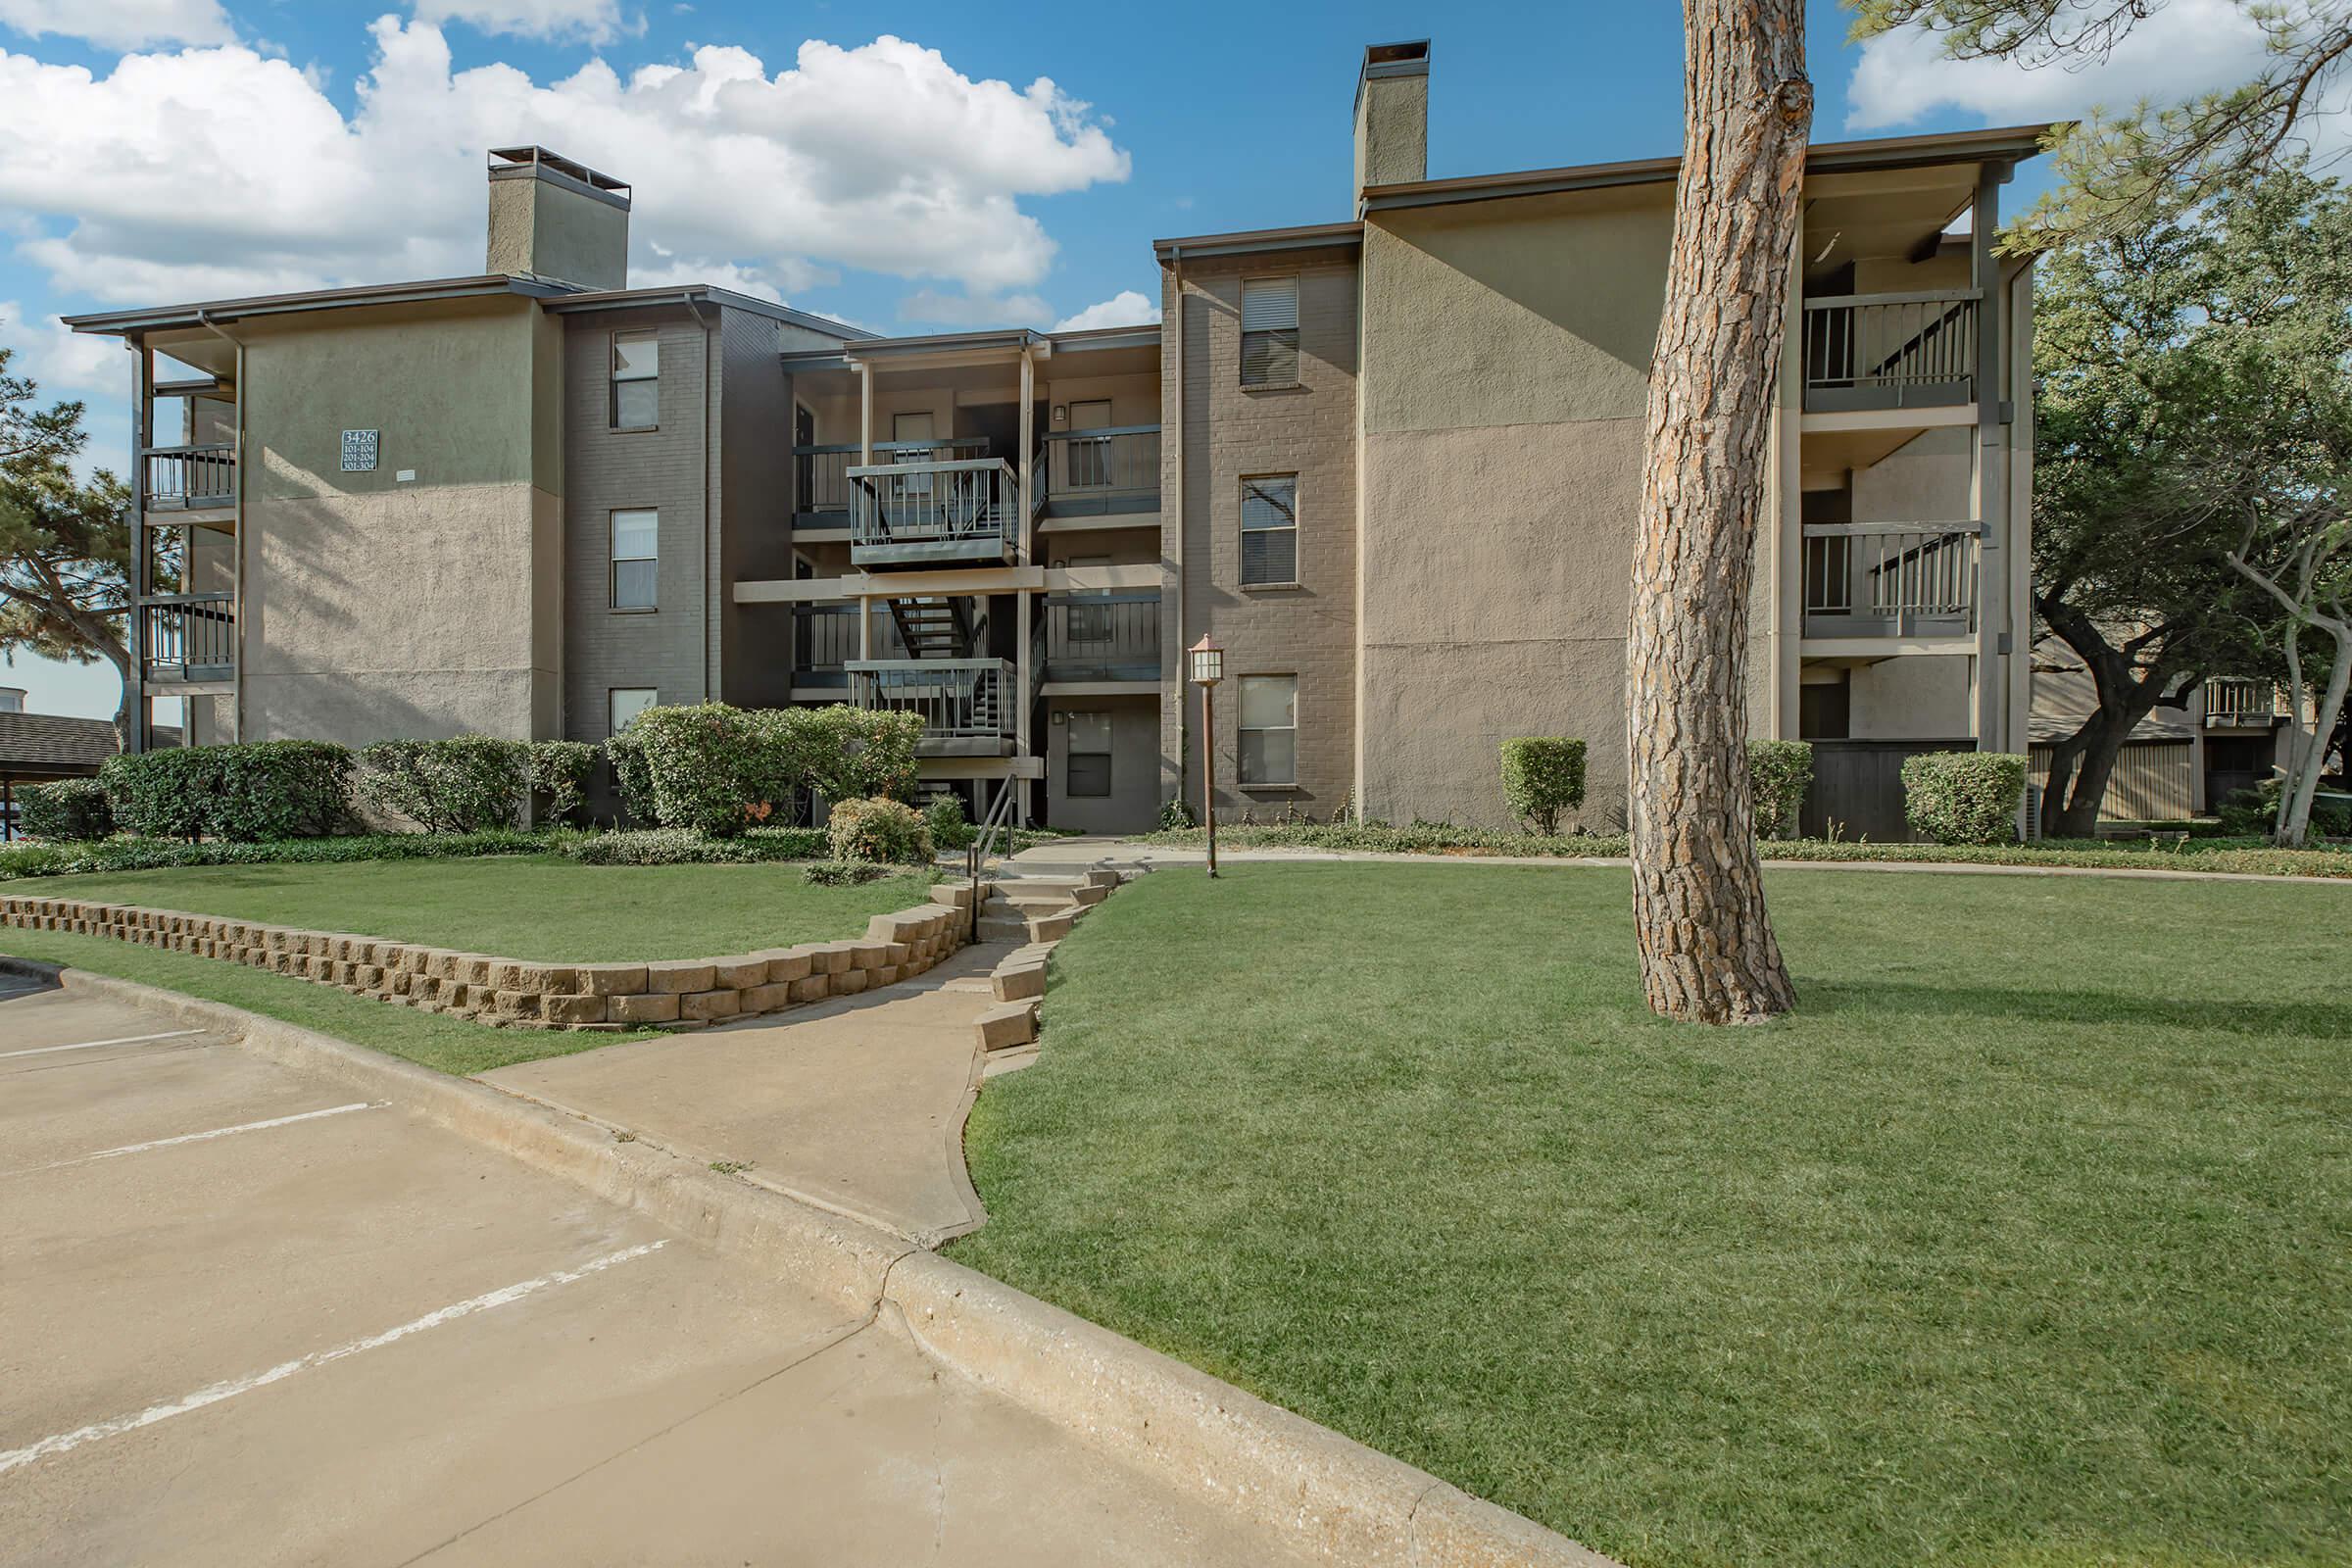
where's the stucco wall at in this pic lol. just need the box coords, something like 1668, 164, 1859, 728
1044, 695, 1157, 833
236, 296, 561, 746
718, 305, 797, 709
1852, 654, 1974, 739
486, 172, 628, 290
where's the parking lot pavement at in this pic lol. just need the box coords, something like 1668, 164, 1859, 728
0, 982, 1310, 1567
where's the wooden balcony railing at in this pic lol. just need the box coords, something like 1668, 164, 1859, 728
1801, 290, 1979, 412
846, 659, 1014, 741
143, 444, 236, 510
1045, 425, 1159, 515
1045, 590, 1159, 680
849, 458, 1019, 565
2202, 677, 2279, 724
1802, 523, 1979, 638
794, 439, 989, 520
142, 594, 235, 677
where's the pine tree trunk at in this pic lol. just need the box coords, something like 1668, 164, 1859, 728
1626, 0, 1810, 1024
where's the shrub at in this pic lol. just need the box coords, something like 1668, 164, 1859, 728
527, 740, 598, 825
620, 704, 794, 837
101, 741, 353, 842
603, 724, 657, 823
561, 826, 828, 866
802, 858, 891, 887
795, 704, 924, 805
925, 792, 974, 851
828, 796, 933, 864
1158, 796, 1198, 830
2218, 776, 2352, 839
1498, 738, 1587, 834
357, 736, 527, 834
1746, 740, 1814, 840
21, 778, 115, 842
1901, 751, 2027, 845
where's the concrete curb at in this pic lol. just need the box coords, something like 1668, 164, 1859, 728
2, 951, 1621, 1568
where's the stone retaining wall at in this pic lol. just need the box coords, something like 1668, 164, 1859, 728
0, 884, 978, 1032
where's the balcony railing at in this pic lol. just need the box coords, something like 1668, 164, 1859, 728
1045, 425, 1159, 516
850, 458, 1019, 566
2203, 677, 2279, 724
1045, 590, 1160, 681
1802, 291, 1979, 412
1802, 523, 1979, 638
794, 439, 989, 521
846, 658, 1014, 743
144, 444, 236, 511
142, 594, 235, 677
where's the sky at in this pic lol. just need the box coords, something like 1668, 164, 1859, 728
0, 0, 2300, 718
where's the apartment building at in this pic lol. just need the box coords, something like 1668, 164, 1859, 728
67, 45, 2045, 840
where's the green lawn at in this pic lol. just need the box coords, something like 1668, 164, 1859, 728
953, 863, 2352, 1568
12, 855, 936, 962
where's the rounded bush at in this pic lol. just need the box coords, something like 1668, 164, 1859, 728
827, 797, 934, 865
925, 793, 974, 851
357, 736, 527, 834
527, 739, 598, 825
21, 778, 115, 842
1746, 740, 1814, 840
1901, 751, 2027, 845
1499, 737, 1588, 834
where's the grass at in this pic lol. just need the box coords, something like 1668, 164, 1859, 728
0, 925, 659, 1075
953, 862, 2352, 1568
10, 854, 937, 962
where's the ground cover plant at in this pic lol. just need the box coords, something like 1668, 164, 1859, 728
11, 855, 933, 963
955, 862, 2352, 1567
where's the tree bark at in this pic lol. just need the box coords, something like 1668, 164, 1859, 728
1626, 0, 1809, 1024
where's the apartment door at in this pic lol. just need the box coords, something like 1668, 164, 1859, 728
794, 403, 816, 511
894, 411, 937, 502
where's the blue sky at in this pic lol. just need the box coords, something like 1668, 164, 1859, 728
0, 0, 2274, 717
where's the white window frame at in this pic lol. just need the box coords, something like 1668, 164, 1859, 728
610, 509, 659, 611
1240, 473, 1299, 589
1240, 276, 1300, 388
610, 329, 660, 431
1237, 673, 1298, 788
609, 687, 658, 736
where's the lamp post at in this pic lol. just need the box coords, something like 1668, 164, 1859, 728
1188, 633, 1224, 878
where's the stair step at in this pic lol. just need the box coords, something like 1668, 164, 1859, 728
974, 915, 1031, 942
974, 1001, 1040, 1052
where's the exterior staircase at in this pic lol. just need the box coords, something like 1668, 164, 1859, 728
964, 862, 1140, 1058
886, 596, 973, 661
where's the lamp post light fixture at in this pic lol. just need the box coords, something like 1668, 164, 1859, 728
1188, 633, 1224, 878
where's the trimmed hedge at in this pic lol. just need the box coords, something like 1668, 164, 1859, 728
21, 778, 115, 842
1747, 740, 1814, 840
1499, 738, 1587, 835
562, 827, 828, 866
100, 741, 353, 842
803, 858, 892, 887
828, 797, 933, 864
528, 740, 598, 826
0, 828, 555, 881
357, 736, 528, 834
1901, 751, 2027, 846
613, 702, 926, 838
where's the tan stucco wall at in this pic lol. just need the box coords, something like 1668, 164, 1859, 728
236, 296, 562, 746
486, 172, 628, 291
1851, 655, 1974, 739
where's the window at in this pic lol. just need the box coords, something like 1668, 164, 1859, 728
1240, 277, 1299, 386
1065, 711, 1112, 798
609, 687, 657, 735
611, 510, 658, 610
611, 330, 659, 429
1241, 475, 1298, 587
1238, 675, 1297, 787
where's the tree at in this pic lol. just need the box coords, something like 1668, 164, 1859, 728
0, 337, 137, 741
2224, 512, 2352, 849
2029, 169, 2352, 835
1850, 0, 2352, 247
1626, 0, 1808, 1024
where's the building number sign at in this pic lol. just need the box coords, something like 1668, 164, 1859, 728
341, 429, 379, 472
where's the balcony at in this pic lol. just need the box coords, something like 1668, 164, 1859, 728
1044, 426, 1159, 519
849, 458, 1025, 568
1801, 291, 1979, 413
793, 438, 988, 527
142, 594, 235, 681
143, 444, 236, 514
2203, 677, 2281, 726
1045, 590, 1159, 682
846, 659, 1015, 754
1802, 523, 1979, 640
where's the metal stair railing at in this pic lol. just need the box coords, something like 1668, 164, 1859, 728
964, 777, 1019, 943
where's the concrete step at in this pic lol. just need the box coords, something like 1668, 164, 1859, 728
974, 1000, 1039, 1052
974, 915, 1032, 943
991, 956, 1047, 1002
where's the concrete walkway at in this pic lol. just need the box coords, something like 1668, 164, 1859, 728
484, 940, 1017, 1245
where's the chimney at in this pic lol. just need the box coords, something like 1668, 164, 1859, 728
485, 146, 632, 291
0, 687, 24, 713
1352, 40, 1430, 198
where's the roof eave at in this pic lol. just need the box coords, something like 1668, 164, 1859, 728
61, 274, 575, 336
1152, 221, 1366, 262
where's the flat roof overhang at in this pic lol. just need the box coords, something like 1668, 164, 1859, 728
61, 274, 577, 337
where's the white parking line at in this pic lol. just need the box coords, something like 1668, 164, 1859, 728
0, 1029, 209, 1060
0, 1241, 667, 1475
8, 1102, 382, 1177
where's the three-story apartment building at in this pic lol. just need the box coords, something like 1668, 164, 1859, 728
68, 44, 2045, 841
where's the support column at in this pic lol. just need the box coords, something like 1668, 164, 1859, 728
1016, 347, 1035, 823
858, 361, 873, 466
127, 339, 152, 754
1971, 165, 2011, 752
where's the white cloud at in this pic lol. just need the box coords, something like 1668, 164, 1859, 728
898, 287, 1053, 326
0, 300, 123, 394
414, 0, 631, 46
1846, 0, 2273, 130
0, 23, 1130, 305
0, 0, 232, 50
1052, 289, 1157, 332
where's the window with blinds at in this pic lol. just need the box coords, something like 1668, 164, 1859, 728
1238, 675, 1298, 786
1240, 277, 1299, 386
1241, 474, 1298, 586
